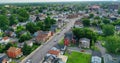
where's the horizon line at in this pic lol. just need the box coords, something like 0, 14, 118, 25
0, 1, 119, 4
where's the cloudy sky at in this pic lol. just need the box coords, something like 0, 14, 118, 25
0, 0, 118, 3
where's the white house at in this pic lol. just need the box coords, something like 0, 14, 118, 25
26, 40, 33, 47
91, 56, 101, 63
29, 15, 36, 22
0, 37, 10, 44
79, 38, 90, 48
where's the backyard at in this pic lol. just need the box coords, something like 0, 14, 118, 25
65, 51, 91, 63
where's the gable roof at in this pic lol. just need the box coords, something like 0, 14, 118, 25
48, 50, 60, 56
74, 21, 83, 25
79, 38, 90, 43
7, 47, 21, 52
3, 37, 9, 41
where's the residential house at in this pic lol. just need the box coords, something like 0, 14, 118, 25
5, 31, 16, 38
91, 56, 102, 63
67, 14, 78, 19
108, 4, 119, 11
57, 19, 64, 28
0, 37, 10, 44
34, 31, 52, 43
11, 24, 17, 30
110, 17, 117, 21
10, 32, 16, 38
54, 44, 67, 55
103, 54, 118, 63
115, 25, 120, 31
25, 40, 33, 47
50, 25, 58, 35
35, 13, 47, 21
79, 38, 90, 48
96, 27, 103, 34
89, 5, 100, 11
43, 46, 67, 63
17, 42, 24, 48
29, 15, 36, 22
74, 20, 83, 28
91, 51, 102, 63
7, 14, 11, 17
43, 54, 65, 63
43, 54, 56, 63
48, 50, 60, 57
83, 14, 89, 18
109, 15, 117, 21
58, 55, 68, 63
64, 31, 75, 46
10, 38, 18, 43
0, 53, 11, 63
35, 15, 40, 21
7, 47, 23, 58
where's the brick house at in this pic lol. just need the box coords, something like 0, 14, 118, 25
48, 50, 60, 57
7, 47, 23, 58
64, 31, 75, 46
34, 31, 52, 43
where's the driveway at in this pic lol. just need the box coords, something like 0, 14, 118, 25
95, 41, 106, 56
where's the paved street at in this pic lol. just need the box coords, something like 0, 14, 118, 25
21, 18, 80, 63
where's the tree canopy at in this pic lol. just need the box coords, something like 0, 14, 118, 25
9, 14, 18, 26
0, 15, 9, 31
89, 13, 94, 18
44, 17, 56, 31
82, 18, 90, 26
105, 36, 120, 53
102, 19, 110, 24
118, 9, 120, 14
17, 8, 29, 22
22, 43, 32, 55
26, 22, 39, 33
19, 32, 32, 42
102, 24, 115, 36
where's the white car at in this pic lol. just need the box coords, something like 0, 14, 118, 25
26, 59, 32, 63
54, 39, 57, 42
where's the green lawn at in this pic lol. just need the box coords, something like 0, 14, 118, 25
65, 51, 91, 63
58, 37, 64, 45
56, 29, 61, 32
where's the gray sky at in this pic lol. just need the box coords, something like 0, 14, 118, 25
0, 0, 118, 3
